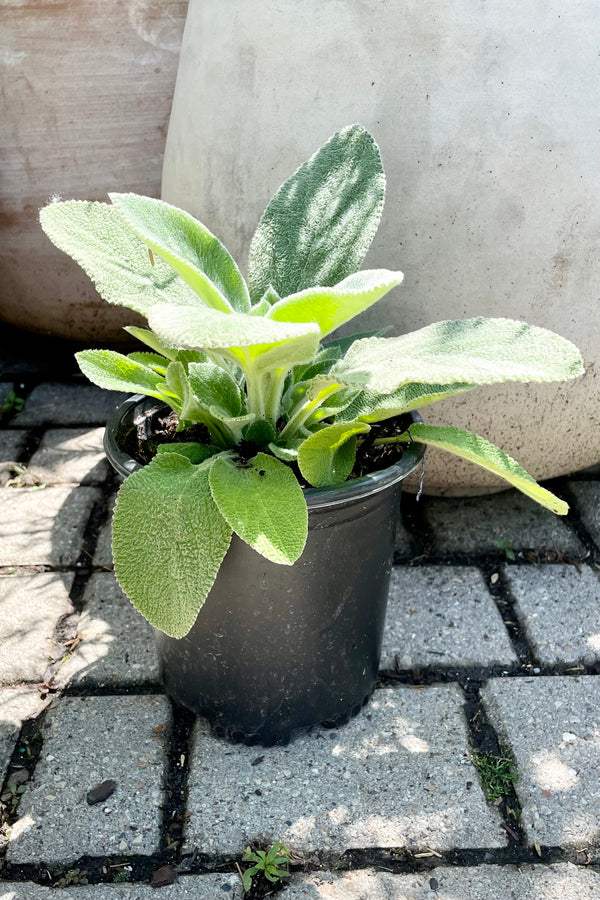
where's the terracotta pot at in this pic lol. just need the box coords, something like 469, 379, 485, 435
162, 0, 599, 493
1, 0, 188, 342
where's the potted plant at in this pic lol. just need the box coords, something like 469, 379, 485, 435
40, 125, 583, 745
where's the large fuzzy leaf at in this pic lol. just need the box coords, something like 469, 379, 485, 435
76, 350, 165, 398
148, 305, 320, 372
248, 124, 385, 303
322, 327, 390, 356
337, 381, 477, 422
330, 318, 585, 393
112, 454, 232, 637
402, 424, 569, 514
297, 421, 370, 487
128, 352, 169, 375
124, 326, 178, 360
187, 362, 244, 418
110, 193, 250, 313
267, 269, 403, 337
209, 452, 307, 564
40, 201, 201, 315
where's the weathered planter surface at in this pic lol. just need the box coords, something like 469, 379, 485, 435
104, 396, 424, 744
162, 0, 600, 493
1, 0, 188, 342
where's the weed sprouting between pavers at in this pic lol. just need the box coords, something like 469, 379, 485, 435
472, 749, 519, 803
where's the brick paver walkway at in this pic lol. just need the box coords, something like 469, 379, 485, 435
0, 380, 599, 898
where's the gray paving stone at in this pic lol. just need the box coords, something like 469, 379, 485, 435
0, 573, 74, 683
94, 493, 116, 567
185, 684, 505, 855
0, 430, 28, 463
507, 565, 600, 665
0, 688, 43, 784
382, 566, 517, 669
11, 383, 126, 428
0, 485, 99, 567
58, 573, 158, 688
422, 490, 583, 556
280, 863, 600, 899
7, 694, 170, 864
481, 676, 600, 847
0, 876, 243, 899
569, 481, 600, 546
28, 428, 109, 485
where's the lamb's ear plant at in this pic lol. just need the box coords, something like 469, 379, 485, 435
40, 125, 584, 638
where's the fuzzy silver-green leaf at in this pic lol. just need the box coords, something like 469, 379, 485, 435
112, 454, 232, 637
268, 269, 403, 337
209, 452, 307, 564
40, 201, 201, 316
110, 193, 250, 313
402, 424, 569, 514
297, 421, 370, 487
248, 124, 385, 303
76, 350, 165, 398
330, 318, 585, 393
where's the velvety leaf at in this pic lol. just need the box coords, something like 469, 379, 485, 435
322, 326, 391, 356
307, 386, 362, 423
124, 326, 178, 360
267, 442, 301, 462
249, 297, 272, 316
148, 304, 321, 372
156, 443, 219, 464
248, 124, 385, 302
110, 193, 250, 313
337, 381, 477, 422
187, 362, 244, 417
40, 201, 202, 315
330, 318, 585, 393
175, 349, 209, 369
112, 454, 232, 637
242, 419, 277, 447
164, 362, 207, 424
268, 269, 403, 337
209, 452, 307, 564
294, 346, 341, 380
297, 421, 370, 487
128, 352, 169, 374
403, 424, 569, 514
75, 350, 165, 398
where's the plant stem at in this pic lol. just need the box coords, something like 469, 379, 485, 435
264, 369, 287, 424
280, 383, 342, 440
245, 363, 266, 419
372, 433, 412, 445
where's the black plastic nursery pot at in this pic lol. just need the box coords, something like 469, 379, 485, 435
105, 395, 425, 745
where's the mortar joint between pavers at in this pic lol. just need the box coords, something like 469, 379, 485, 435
460, 681, 526, 847
157, 700, 196, 861
0, 702, 51, 860
479, 563, 538, 669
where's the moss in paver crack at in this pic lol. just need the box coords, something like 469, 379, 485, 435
472, 749, 519, 802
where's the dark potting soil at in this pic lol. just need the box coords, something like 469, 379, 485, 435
121, 404, 415, 486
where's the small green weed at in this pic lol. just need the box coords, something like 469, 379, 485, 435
1, 390, 24, 417
473, 749, 518, 801
241, 841, 291, 894
493, 538, 515, 561
55, 868, 88, 887
113, 869, 132, 883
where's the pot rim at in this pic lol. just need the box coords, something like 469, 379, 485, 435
104, 394, 425, 509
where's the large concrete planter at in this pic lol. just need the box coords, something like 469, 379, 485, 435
162, 0, 599, 493
1, 0, 188, 342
